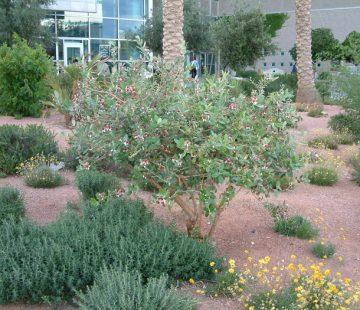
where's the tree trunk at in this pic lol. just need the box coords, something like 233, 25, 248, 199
295, 0, 319, 104
162, 0, 185, 64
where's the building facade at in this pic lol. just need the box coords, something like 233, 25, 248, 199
200, 0, 360, 73
45, 0, 152, 67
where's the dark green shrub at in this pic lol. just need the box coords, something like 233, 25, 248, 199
274, 216, 319, 239
236, 70, 260, 80
315, 72, 332, 103
334, 131, 356, 145
0, 125, 59, 175
269, 175, 295, 191
308, 166, 338, 186
329, 114, 360, 142
264, 74, 297, 99
75, 170, 121, 199
24, 166, 64, 188
76, 268, 196, 310
0, 186, 24, 223
61, 147, 80, 171
0, 36, 53, 117
0, 198, 217, 303
312, 242, 336, 259
308, 135, 338, 150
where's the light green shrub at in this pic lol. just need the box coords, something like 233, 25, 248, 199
274, 216, 319, 239
308, 166, 338, 186
76, 268, 196, 310
0, 186, 24, 223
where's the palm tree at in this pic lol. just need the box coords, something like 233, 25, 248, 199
162, 0, 185, 63
295, 0, 318, 104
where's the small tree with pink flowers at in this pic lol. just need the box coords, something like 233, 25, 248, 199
72, 55, 301, 238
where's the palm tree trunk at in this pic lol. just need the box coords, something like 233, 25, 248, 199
295, 0, 318, 104
162, 0, 185, 63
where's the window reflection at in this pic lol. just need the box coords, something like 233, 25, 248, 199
119, 20, 143, 39
90, 18, 118, 38
119, 0, 144, 19
57, 14, 89, 37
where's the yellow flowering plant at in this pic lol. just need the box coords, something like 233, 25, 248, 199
16, 153, 59, 176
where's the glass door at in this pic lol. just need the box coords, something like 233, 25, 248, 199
64, 42, 84, 66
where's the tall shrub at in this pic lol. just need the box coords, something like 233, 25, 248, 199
0, 36, 53, 117
72, 52, 301, 238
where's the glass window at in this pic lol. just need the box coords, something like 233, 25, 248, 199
281, 51, 285, 56
120, 40, 140, 60
272, 62, 276, 67
290, 62, 293, 66
281, 62, 284, 67
119, 20, 143, 39
263, 62, 267, 67
42, 15, 56, 35
101, 0, 118, 17
57, 15, 89, 38
90, 18, 118, 38
119, 0, 144, 19
91, 39, 118, 59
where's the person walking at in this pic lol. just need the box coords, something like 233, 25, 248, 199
190, 55, 200, 78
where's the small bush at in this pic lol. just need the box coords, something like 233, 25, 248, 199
308, 135, 338, 150
0, 36, 53, 117
312, 242, 336, 259
274, 216, 318, 239
264, 74, 297, 99
75, 170, 121, 199
61, 147, 79, 171
329, 114, 360, 142
0, 125, 58, 175
249, 288, 297, 310
0, 186, 24, 223
307, 166, 338, 186
76, 268, 196, 310
270, 175, 295, 191
334, 131, 355, 145
0, 198, 218, 303
349, 154, 360, 186
307, 106, 324, 118
264, 202, 288, 222
24, 166, 64, 188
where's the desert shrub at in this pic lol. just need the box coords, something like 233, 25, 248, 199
206, 258, 246, 298
76, 268, 196, 310
248, 288, 297, 310
75, 170, 121, 199
61, 147, 80, 171
0, 125, 59, 175
333, 131, 355, 145
329, 68, 360, 140
0, 36, 53, 117
0, 186, 24, 223
315, 71, 332, 103
308, 135, 338, 150
307, 106, 324, 117
349, 154, 360, 185
24, 166, 64, 188
329, 114, 360, 142
72, 50, 301, 238
307, 166, 338, 186
274, 216, 318, 239
264, 202, 288, 222
264, 74, 297, 99
0, 197, 218, 303
312, 242, 336, 259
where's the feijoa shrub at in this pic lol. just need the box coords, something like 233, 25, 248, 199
0, 125, 59, 175
72, 49, 301, 238
76, 268, 196, 310
75, 169, 121, 199
0, 36, 53, 117
0, 186, 24, 223
0, 197, 218, 303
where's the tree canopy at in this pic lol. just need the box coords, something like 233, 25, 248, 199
290, 28, 342, 62
211, 9, 275, 70
342, 31, 360, 65
0, 0, 53, 46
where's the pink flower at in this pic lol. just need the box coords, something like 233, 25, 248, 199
228, 103, 236, 110
102, 124, 112, 133
125, 85, 136, 94
251, 96, 258, 104
123, 140, 130, 147
83, 162, 91, 170
140, 159, 150, 167
224, 157, 232, 164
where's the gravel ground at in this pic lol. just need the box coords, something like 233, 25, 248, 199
0, 105, 359, 310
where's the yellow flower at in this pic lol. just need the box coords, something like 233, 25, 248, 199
209, 261, 215, 267
228, 268, 235, 274
229, 259, 236, 267
189, 278, 195, 284
338, 256, 344, 262
214, 269, 219, 273
324, 269, 331, 276
291, 254, 297, 260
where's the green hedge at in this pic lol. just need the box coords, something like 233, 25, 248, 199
0, 186, 24, 223
0, 198, 218, 303
0, 125, 59, 175
76, 268, 196, 310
